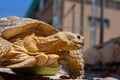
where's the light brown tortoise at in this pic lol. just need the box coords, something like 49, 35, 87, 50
0, 16, 85, 78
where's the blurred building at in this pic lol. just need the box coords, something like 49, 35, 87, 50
25, 0, 120, 48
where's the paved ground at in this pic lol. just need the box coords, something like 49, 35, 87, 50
84, 70, 120, 80
0, 67, 120, 80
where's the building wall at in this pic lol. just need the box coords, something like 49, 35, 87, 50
37, 4, 53, 24
62, 0, 120, 48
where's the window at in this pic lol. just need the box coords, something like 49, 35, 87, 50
88, 16, 110, 28
108, 2, 117, 9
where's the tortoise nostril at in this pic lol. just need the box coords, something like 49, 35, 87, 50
77, 35, 81, 39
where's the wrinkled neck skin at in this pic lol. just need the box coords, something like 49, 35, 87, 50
23, 31, 84, 54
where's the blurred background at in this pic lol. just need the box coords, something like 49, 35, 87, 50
0, 0, 120, 49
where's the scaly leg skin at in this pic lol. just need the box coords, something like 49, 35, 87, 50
56, 50, 84, 79
67, 58, 84, 79
7, 57, 37, 68
0, 38, 37, 68
36, 53, 59, 67
68, 50, 84, 79
0, 37, 12, 59
0, 37, 12, 67
7, 53, 59, 68
35, 53, 48, 66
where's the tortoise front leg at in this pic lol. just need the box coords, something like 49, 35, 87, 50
36, 53, 59, 67
7, 57, 37, 68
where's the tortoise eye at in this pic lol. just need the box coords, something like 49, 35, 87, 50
77, 35, 81, 39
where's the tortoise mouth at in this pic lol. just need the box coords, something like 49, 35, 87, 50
74, 42, 84, 46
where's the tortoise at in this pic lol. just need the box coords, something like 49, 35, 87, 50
0, 16, 85, 78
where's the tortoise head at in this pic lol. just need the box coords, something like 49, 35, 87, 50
63, 32, 85, 50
